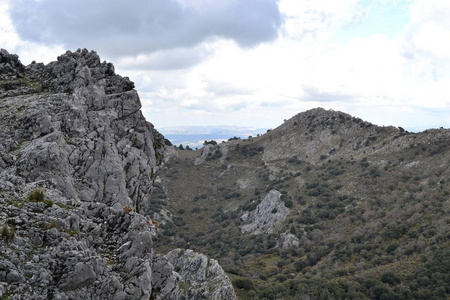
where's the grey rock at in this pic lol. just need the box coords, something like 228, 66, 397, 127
1, 48, 162, 213
60, 262, 97, 291
29, 230, 43, 247
0, 49, 236, 300
194, 145, 213, 165
241, 190, 289, 234
6, 269, 24, 284
279, 233, 300, 249
152, 249, 236, 300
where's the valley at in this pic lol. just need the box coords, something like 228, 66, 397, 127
154, 108, 450, 299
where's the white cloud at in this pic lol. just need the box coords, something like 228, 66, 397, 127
403, 1, 450, 66
411, 21, 450, 58
279, 0, 362, 39
2, 0, 450, 131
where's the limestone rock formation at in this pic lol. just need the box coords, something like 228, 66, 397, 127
0, 194, 156, 299
152, 249, 237, 300
240, 190, 290, 234
194, 144, 214, 165
0, 49, 236, 299
278, 232, 300, 249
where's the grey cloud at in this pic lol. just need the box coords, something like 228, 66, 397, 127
259, 98, 291, 107
118, 46, 212, 70
10, 0, 282, 57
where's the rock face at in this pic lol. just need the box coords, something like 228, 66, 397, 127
0, 49, 236, 299
0, 195, 156, 299
278, 232, 300, 249
194, 144, 213, 165
0, 48, 164, 213
240, 190, 290, 234
152, 249, 237, 300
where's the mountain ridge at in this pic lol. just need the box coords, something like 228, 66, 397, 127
157, 107, 450, 299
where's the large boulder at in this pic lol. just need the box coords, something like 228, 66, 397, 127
240, 190, 290, 234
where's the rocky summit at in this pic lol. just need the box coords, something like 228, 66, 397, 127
0, 49, 236, 300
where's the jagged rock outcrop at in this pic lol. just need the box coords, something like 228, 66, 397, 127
0, 49, 236, 299
278, 232, 300, 249
0, 48, 164, 212
240, 190, 289, 234
0, 192, 156, 299
194, 144, 214, 165
152, 249, 236, 300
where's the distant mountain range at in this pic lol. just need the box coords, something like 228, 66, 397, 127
159, 125, 269, 149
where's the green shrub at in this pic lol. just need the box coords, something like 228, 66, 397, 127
28, 189, 44, 202
225, 268, 241, 275
386, 243, 398, 254
233, 278, 254, 290
43, 199, 54, 208
191, 207, 201, 213
294, 259, 308, 271
1, 225, 15, 242
381, 271, 400, 285
163, 229, 176, 236
173, 216, 186, 226
284, 199, 294, 208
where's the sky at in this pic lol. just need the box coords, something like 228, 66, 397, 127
1, 0, 450, 132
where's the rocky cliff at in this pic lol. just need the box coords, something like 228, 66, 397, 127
0, 49, 236, 300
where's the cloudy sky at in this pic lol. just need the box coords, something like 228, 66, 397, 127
1, 0, 450, 131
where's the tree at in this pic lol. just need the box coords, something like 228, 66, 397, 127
233, 278, 254, 290
178, 144, 184, 150
381, 271, 400, 285
203, 140, 218, 146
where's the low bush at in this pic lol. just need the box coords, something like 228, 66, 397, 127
28, 189, 44, 202
233, 278, 254, 290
